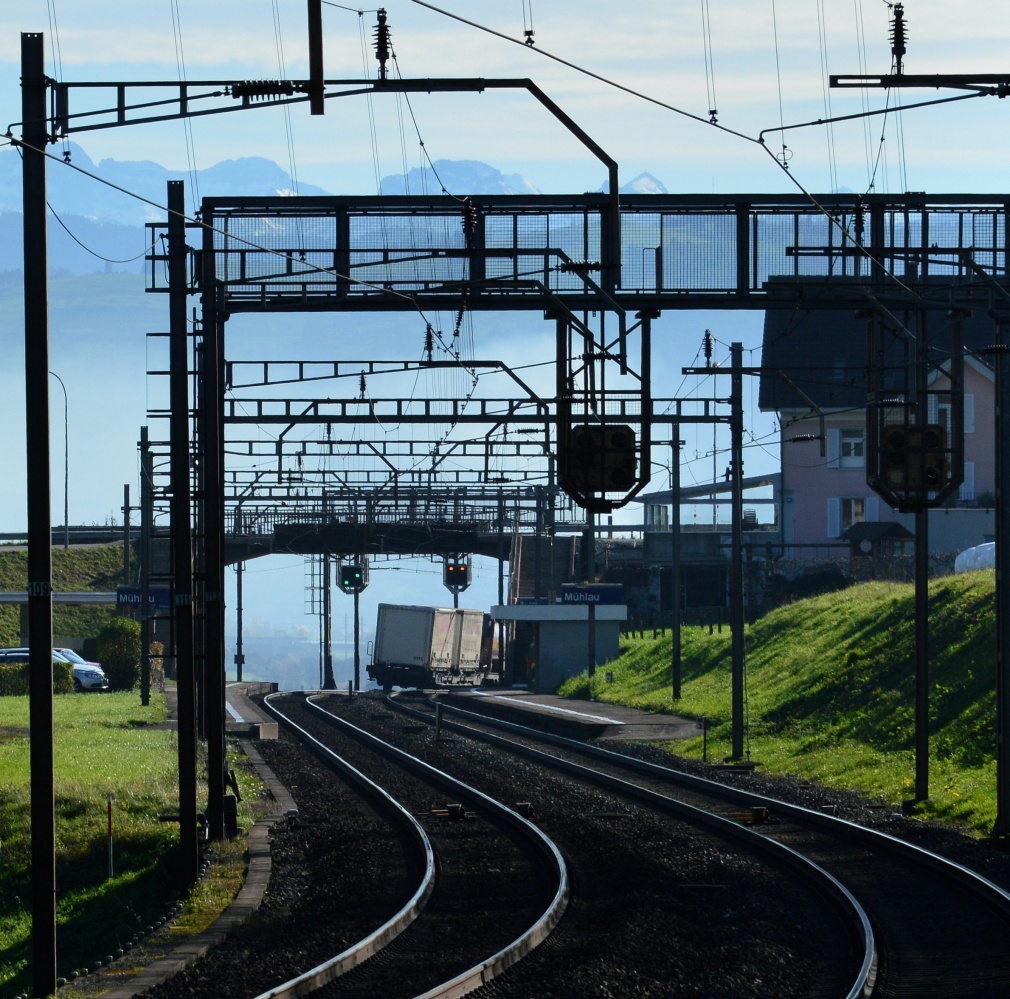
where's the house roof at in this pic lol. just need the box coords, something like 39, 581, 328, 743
838, 521, 914, 543
759, 300, 996, 413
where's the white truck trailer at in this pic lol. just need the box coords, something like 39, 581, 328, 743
368, 603, 492, 689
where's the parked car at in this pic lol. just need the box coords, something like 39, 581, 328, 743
54, 648, 110, 693
0, 647, 109, 692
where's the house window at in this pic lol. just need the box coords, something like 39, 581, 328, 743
840, 497, 865, 530
827, 495, 879, 538
827, 427, 866, 469
839, 428, 865, 468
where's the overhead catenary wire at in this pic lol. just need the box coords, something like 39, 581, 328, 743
168, 0, 201, 215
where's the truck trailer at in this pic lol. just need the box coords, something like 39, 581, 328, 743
368, 603, 494, 689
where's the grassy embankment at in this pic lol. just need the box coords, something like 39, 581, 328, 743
559, 570, 998, 832
0, 543, 129, 647
0, 546, 261, 995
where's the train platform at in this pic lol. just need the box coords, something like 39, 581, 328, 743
437, 688, 698, 743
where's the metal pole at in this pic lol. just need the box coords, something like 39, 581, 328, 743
353, 587, 361, 691
671, 431, 682, 699
730, 343, 746, 759
913, 311, 930, 803
168, 179, 199, 887
139, 427, 152, 707
497, 488, 506, 683
49, 370, 69, 549
201, 260, 226, 842
914, 504, 929, 802
22, 32, 57, 999
994, 323, 1010, 835
322, 505, 334, 687
235, 560, 244, 683
122, 483, 131, 582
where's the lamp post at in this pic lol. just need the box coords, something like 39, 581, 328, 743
49, 370, 68, 549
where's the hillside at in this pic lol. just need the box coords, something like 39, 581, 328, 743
0, 544, 131, 647
561, 570, 999, 832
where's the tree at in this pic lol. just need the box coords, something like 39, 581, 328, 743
97, 616, 142, 691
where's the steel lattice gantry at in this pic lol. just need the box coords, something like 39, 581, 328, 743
145, 186, 1010, 565
144, 187, 1008, 840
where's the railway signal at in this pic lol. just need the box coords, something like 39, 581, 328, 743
338, 560, 369, 594
443, 556, 471, 592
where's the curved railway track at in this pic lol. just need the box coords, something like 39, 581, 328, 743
256, 691, 568, 999
304, 691, 873, 998
376, 690, 1010, 999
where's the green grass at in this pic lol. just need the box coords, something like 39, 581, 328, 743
559, 570, 999, 833
0, 691, 186, 993
0, 544, 131, 647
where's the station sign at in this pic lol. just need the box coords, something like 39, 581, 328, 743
560, 584, 624, 605
116, 586, 172, 610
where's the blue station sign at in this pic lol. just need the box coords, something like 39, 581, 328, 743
116, 585, 173, 610
560, 584, 624, 605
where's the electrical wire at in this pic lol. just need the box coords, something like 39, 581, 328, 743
169, 0, 201, 214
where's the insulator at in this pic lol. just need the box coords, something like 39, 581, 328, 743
461, 197, 478, 247
889, 4, 906, 75
854, 198, 865, 244
359, 372, 367, 398
559, 260, 601, 273
703, 329, 713, 367
231, 80, 295, 101
374, 9, 391, 81
424, 323, 435, 360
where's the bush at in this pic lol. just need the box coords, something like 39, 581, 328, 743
97, 617, 142, 691
148, 640, 165, 692
0, 659, 74, 696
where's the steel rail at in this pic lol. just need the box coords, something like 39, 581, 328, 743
302, 691, 570, 998
250, 691, 436, 999
434, 695, 1010, 926
387, 693, 876, 999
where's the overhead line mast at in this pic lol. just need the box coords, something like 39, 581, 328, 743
829, 2, 1010, 840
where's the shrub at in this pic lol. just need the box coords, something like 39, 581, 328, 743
97, 617, 142, 691
148, 640, 165, 692
0, 659, 74, 696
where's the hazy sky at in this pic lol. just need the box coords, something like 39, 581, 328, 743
3, 2, 1009, 665
3, 1, 1009, 198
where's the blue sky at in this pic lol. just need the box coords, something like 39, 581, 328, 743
2, 2, 1009, 663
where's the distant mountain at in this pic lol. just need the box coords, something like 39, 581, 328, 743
0, 142, 330, 226
0, 147, 669, 276
598, 172, 669, 195
379, 159, 540, 196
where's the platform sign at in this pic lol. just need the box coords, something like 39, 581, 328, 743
561, 584, 624, 605
117, 586, 172, 610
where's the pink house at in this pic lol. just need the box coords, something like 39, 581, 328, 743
760, 308, 996, 560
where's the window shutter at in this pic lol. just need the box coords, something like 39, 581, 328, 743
827, 497, 841, 538
964, 394, 975, 434
960, 461, 975, 500
866, 495, 879, 521
826, 428, 841, 469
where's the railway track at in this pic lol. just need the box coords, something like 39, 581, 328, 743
254, 692, 568, 999
304, 691, 872, 998
375, 690, 1010, 999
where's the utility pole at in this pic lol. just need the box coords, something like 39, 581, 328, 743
22, 32, 57, 999
122, 484, 132, 583
139, 427, 153, 707
671, 430, 682, 699
168, 180, 200, 887
729, 343, 746, 759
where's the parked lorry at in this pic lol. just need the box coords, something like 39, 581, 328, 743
368, 603, 494, 689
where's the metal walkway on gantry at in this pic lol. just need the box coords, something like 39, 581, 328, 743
147, 191, 1008, 313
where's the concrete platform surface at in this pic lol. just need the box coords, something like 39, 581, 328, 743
438, 689, 698, 742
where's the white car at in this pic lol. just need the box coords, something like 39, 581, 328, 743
55, 648, 110, 692
0, 647, 109, 692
